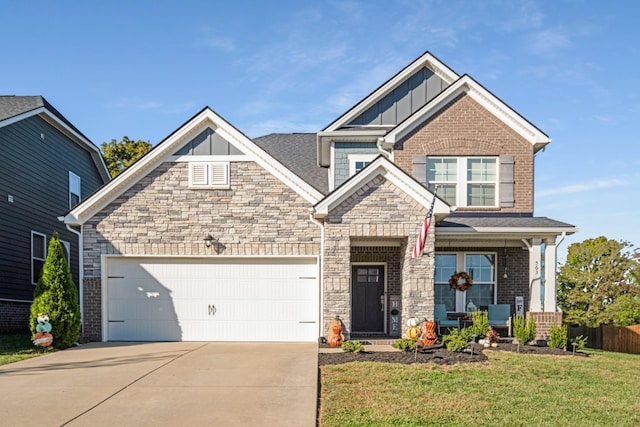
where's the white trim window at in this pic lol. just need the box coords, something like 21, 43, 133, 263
69, 171, 81, 208
60, 240, 71, 267
435, 252, 496, 312
348, 154, 377, 177
188, 162, 229, 189
31, 231, 46, 285
427, 157, 497, 207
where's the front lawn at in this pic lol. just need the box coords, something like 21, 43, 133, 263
0, 333, 50, 365
319, 349, 640, 426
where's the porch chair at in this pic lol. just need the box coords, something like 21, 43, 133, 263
488, 304, 512, 337
434, 304, 460, 335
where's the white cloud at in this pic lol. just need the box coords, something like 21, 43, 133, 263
537, 178, 627, 197
204, 36, 235, 52
527, 28, 573, 57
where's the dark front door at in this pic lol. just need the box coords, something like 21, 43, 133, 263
351, 265, 384, 333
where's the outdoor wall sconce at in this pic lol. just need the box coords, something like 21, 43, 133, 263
203, 234, 220, 254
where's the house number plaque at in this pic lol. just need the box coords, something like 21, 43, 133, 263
208, 304, 216, 316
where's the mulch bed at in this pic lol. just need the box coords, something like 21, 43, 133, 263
318, 343, 588, 366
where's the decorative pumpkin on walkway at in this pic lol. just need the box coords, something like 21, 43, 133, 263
33, 314, 53, 347
328, 316, 345, 347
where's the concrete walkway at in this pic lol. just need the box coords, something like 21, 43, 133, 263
0, 342, 318, 426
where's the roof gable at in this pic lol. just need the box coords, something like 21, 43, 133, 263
383, 75, 550, 151
323, 52, 459, 132
65, 107, 324, 225
313, 155, 451, 218
0, 96, 110, 182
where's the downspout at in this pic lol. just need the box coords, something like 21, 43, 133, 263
376, 137, 391, 159
309, 211, 325, 343
62, 220, 83, 334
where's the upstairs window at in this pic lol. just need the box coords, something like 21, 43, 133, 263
348, 154, 377, 177
427, 157, 497, 207
69, 172, 81, 208
188, 162, 229, 189
31, 232, 46, 285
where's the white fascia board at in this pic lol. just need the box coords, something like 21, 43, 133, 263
313, 156, 451, 217
324, 52, 459, 133
437, 226, 578, 237
384, 75, 551, 148
66, 108, 323, 225
317, 129, 387, 167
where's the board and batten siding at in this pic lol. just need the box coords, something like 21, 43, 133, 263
0, 115, 105, 301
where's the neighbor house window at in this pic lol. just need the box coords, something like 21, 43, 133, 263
31, 232, 46, 284
69, 172, 81, 208
427, 157, 497, 207
348, 154, 377, 177
188, 162, 229, 188
434, 252, 496, 312
61, 240, 71, 267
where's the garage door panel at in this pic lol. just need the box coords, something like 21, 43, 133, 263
106, 257, 318, 342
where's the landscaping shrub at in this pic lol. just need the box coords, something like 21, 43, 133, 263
469, 310, 490, 337
29, 233, 80, 349
512, 314, 536, 345
341, 340, 364, 353
572, 334, 588, 351
442, 327, 472, 352
392, 338, 416, 352
549, 324, 568, 349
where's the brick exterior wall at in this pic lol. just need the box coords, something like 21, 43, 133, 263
322, 175, 435, 339
81, 161, 321, 339
393, 93, 535, 213
0, 300, 30, 333
528, 312, 563, 342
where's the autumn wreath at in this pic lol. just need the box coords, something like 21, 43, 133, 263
449, 272, 473, 291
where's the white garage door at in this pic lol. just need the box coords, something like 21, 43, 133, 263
105, 257, 319, 342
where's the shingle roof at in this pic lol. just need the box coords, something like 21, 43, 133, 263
0, 95, 46, 121
253, 133, 328, 194
0, 95, 93, 145
437, 214, 576, 230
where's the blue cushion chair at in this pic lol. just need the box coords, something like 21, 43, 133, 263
488, 304, 512, 337
434, 304, 460, 335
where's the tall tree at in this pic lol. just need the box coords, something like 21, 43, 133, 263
30, 232, 81, 349
557, 236, 640, 327
101, 136, 152, 178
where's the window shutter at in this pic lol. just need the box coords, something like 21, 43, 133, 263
499, 156, 515, 207
210, 163, 229, 186
190, 163, 208, 185
412, 156, 427, 186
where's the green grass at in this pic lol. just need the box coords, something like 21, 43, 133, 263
0, 333, 51, 365
319, 350, 640, 426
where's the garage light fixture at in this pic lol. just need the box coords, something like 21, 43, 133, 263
203, 234, 220, 253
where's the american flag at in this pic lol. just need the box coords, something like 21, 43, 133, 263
411, 190, 437, 258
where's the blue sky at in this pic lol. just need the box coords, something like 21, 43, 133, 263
3, 0, 639, 260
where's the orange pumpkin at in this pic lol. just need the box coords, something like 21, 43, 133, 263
328, 316, 345, 347
33, 332, 53, 347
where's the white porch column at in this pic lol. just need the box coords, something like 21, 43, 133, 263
522, 238, 542, 312
544, 237, 558, 312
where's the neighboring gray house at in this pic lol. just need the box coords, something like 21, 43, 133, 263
65, 52, 576, 343
0, 96, 110, 331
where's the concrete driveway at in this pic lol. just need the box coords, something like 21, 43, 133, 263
0, 342, 318, 426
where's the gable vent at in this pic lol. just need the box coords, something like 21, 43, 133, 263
189, 162, 229, 188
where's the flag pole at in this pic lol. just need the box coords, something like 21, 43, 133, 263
411, 185, 438, 259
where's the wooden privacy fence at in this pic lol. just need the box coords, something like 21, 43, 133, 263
568, 324, 640, 354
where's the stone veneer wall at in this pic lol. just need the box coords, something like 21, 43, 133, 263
322, 175, 435, 338
81, 161, 321, 340
393, 93, 535, 213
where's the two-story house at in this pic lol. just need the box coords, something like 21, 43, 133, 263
64, 52, 576, 343
0, 96, 110, 331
